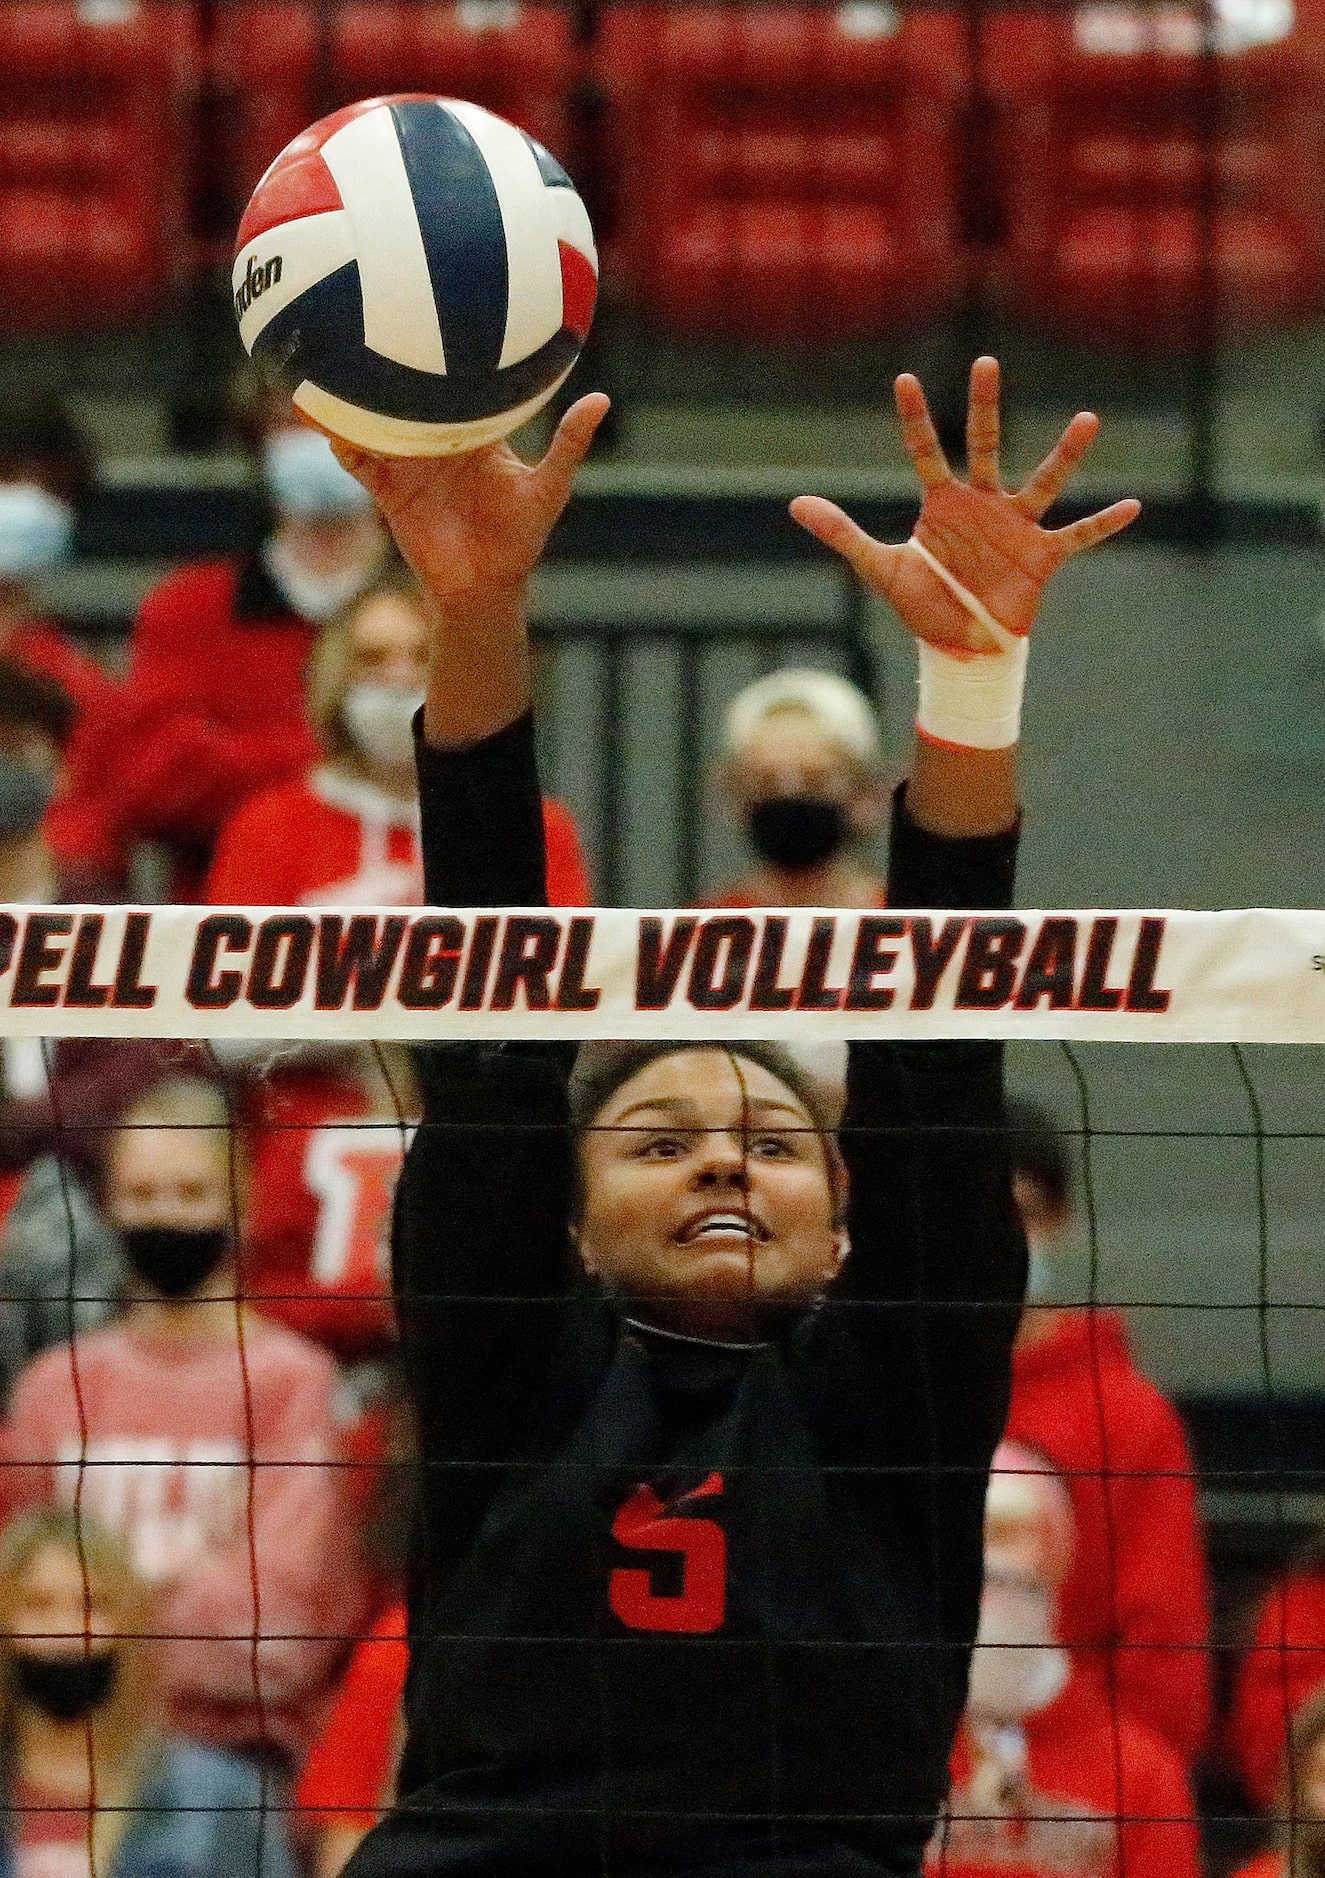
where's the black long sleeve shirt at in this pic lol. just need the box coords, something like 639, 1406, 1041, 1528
351, 715, 1026, 1878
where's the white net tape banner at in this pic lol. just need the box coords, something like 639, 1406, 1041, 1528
1, 902, 1323, 1043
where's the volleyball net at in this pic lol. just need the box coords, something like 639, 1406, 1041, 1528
0, 898, 1319, 1878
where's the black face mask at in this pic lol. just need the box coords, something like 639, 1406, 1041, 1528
746, 795, 849, 871
14, 1652, 117, 1722
119, 1225, 230, 1300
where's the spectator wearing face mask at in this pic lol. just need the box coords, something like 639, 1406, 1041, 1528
203, 569, 589, 1364
1230, 1688, 1325, 1878
1001, 1100, 1211, 1771
0, 403, 110, 728
0, 659, 192, 1250
54, 389, 389, 902
706, 668, 889, 909
3, 1075, 366, 1772
0, 1506, 296, 1878
208, 565, 590, 911
930, 1442, 1199, 1878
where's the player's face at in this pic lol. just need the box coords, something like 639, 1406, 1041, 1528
575, 1049, 846, 1337
344, 592, 429, 694
107, 1125, 232, 1233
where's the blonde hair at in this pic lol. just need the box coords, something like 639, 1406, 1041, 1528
0, 1509, 161, 1871
722, 668, 883, 776
306, 561, 426, 759
117, 1074, 228, 1136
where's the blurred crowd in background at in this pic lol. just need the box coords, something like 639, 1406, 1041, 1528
1, 0, 1325, 1873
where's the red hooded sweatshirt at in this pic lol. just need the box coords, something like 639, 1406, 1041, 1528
1227, 1566, 1325, 1807
297, 1598, 408, 1833
50, 554, 320, 899
931, 1670, 1199, 1878
1005, 1310, 1211, 1767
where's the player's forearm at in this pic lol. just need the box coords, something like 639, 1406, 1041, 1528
905, 738, 1019, 840
421, 582, 531, 752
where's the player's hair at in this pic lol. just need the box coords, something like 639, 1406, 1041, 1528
0, 1507, 159, 1845
0, 658, 76, 750
306, 559, 423, 760
568, 1041, 848, 1224
1003, 1097, 1073, 1217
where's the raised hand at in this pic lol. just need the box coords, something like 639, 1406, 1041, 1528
790, 358, 1139, 655
330, 392, 611, 603
325, 394, 609, 749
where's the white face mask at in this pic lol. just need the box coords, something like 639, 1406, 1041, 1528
966, 1574, 1069, 1722
0, 485, 74, 580
262, 536, 378, 626
263, 428, 375, 523
342, 684, 424, 770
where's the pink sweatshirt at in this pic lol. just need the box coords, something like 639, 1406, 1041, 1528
4, 1311, 363, 1765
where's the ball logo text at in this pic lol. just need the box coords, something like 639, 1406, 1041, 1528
234, 253, 283, 321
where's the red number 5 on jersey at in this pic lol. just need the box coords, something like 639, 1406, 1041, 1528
608, 1471, 726, 1634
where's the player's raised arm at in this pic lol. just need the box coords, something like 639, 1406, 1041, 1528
331, 391, 610, 752
791, 356, 1139, 837
328, 404, 609, 1500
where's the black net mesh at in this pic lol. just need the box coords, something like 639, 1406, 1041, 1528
0, 1033, 1318, 1878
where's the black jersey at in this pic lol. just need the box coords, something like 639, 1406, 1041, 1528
349, 715, 1026, 1878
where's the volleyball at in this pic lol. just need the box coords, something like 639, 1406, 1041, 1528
231, 94, 598, 457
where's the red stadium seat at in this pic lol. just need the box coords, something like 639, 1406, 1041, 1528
0, 1, 199, 332
982, 0, 1325, 345
208, 2, 319, 219
596, 4, 969, 343
211, 1, 577, 225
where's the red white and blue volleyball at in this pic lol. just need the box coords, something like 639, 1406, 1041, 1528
232, 95, 598, 456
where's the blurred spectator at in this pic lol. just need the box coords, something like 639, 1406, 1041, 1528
56, 387, 389, 901
0, 1155, 123, 1398
297, 1374, 414, 1878
0, 401, 111, 727
4, 1075, 364, 1771
1230, 1688, 1325, 1878
1228, 1535, 1325, 1809
929, 1442, 1199, 1878
296, 1599, 407, 1878
227, 1045, 412, 1365
203, 571, 588, 1364
207, 566, 591, 908
0, 658, 71, 904
0, 1505, 295, 1878
0, 659, 196, 1229
705, 668, 888, 909
1003, 1100, 1211, 1768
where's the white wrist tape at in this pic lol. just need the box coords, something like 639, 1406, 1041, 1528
907, 535, 1029, 750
